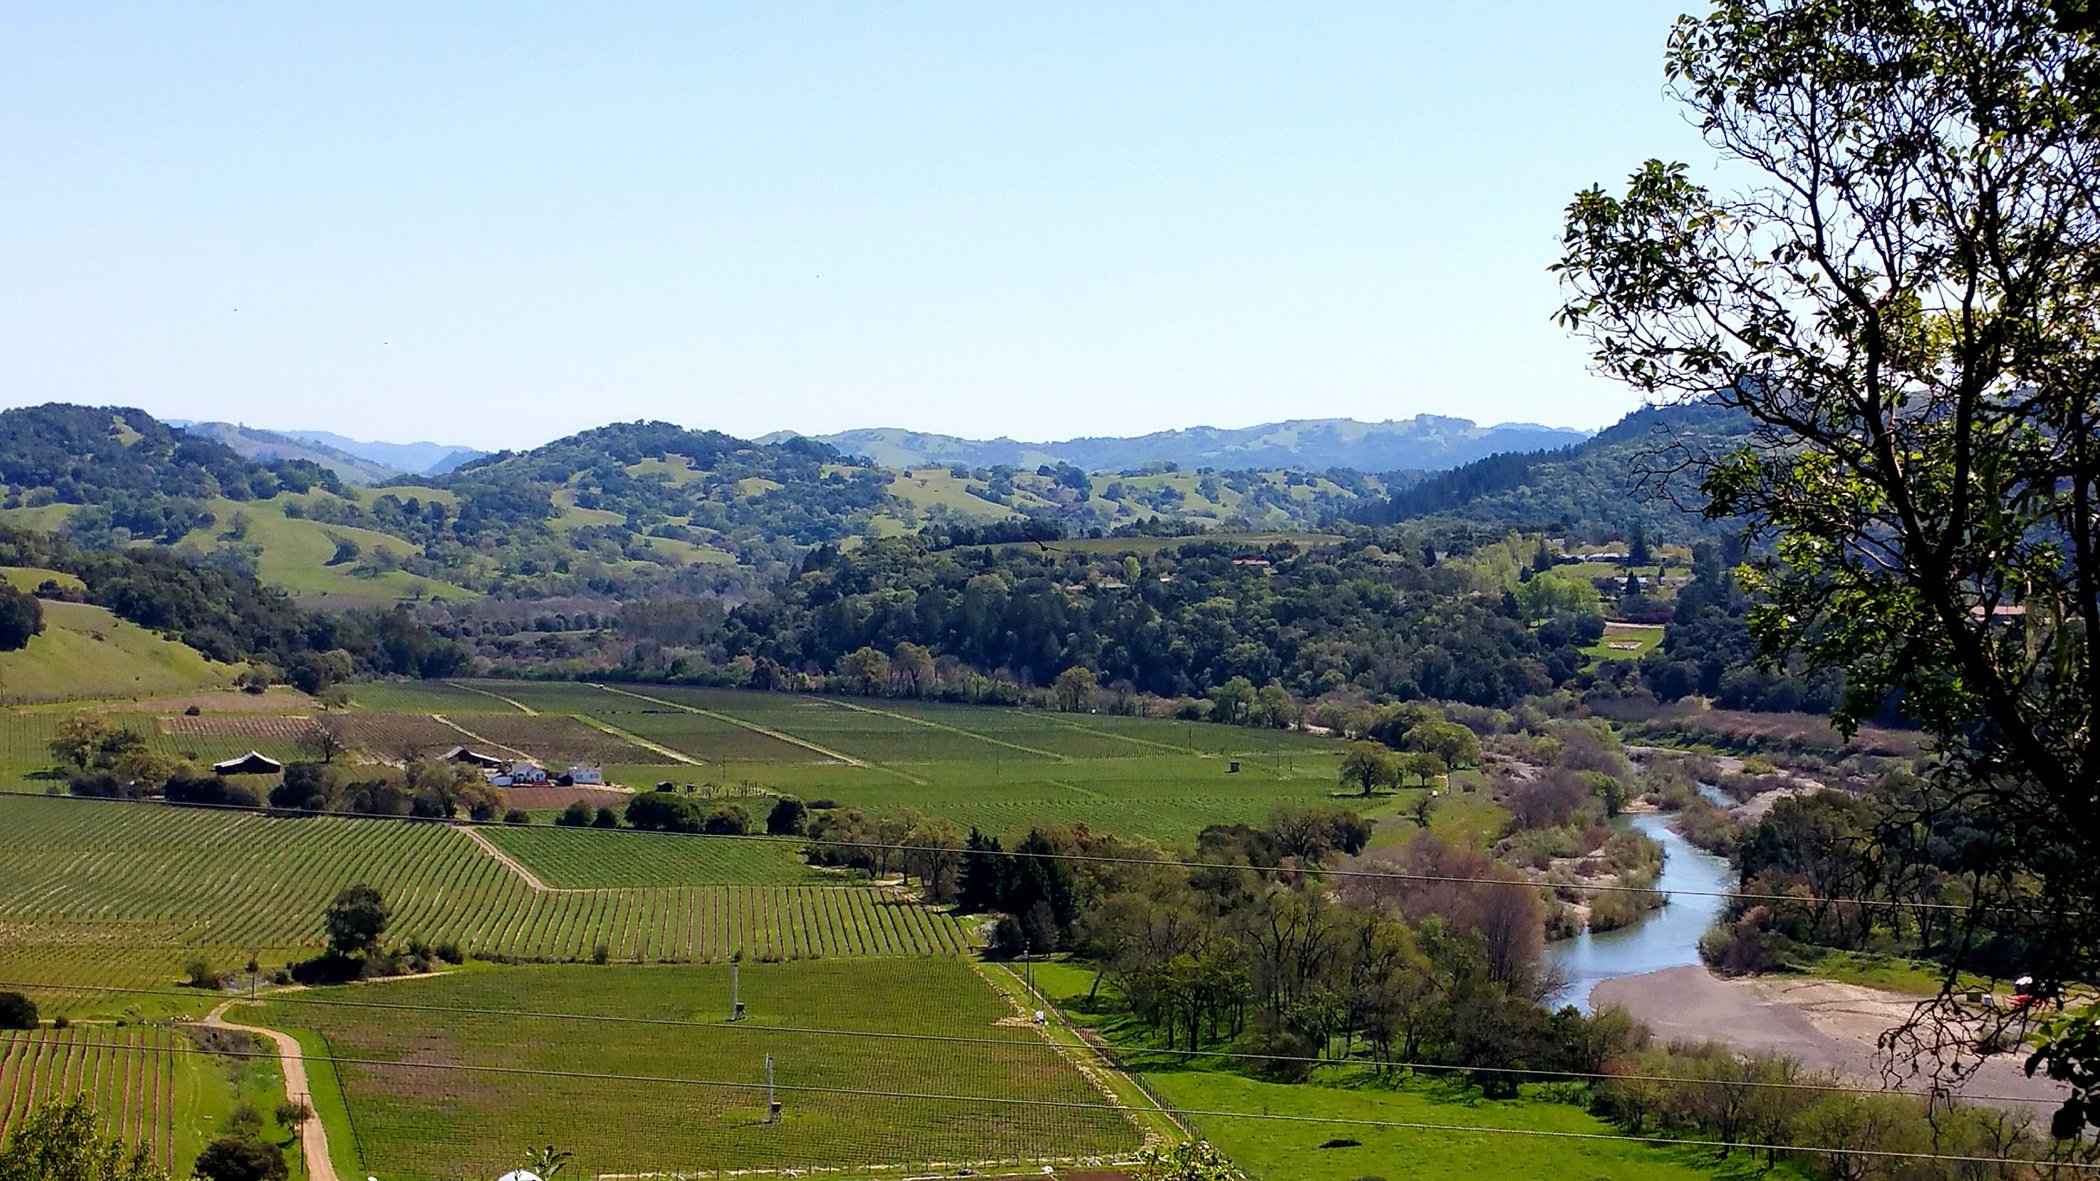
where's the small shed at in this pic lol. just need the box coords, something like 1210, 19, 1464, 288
212, 751, 283, 776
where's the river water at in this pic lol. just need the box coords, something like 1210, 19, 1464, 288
1546, 812, 1735, 1011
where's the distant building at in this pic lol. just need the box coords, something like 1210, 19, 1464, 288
443, 746, 507, 770
211, 751, 283, 776
564, 765, 603, 786
492, 760, 549, 787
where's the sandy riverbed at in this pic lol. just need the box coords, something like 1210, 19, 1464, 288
1592, 965, 2067, 1110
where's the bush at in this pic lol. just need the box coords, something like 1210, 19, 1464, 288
702, 803, 750, 835
433, 941, 465, 965
591, 806, 620, 829
165, 770, 256, 808
766, 796, 808, 836
985, 915, 1026, 961
556, 801, 592, 827
502, 808, 530, 825
0, 990, 36, 1029
194, 1136, 287, 1181
0, 582, 43, 651
183, 956, 220, 989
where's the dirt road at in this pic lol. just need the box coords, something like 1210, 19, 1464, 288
1593, 965, 2066, 1109
199, 1000, 340, 1181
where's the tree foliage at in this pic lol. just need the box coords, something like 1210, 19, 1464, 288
1556, 0, 2100, 1131
0, 1096, 167, 1181
323, 883, 389, 957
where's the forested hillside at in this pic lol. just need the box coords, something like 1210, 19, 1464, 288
1358, 401, 1754, 539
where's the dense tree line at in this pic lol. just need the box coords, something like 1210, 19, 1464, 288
1702, 776, 2041, 982
711, 535, 1599, 708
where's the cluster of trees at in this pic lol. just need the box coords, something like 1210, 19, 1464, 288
953, 807, 1594, 1095
49, 715, 262, 805
1625, 544, 1848, 717
1699, 777, 2037, 981
623, 791, 751, 834
710, 535, 1603, 709
1588, 1039, 2080, 1179
268, 758, 504, 821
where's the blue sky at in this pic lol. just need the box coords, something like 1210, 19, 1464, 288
0, 3, 1713, 449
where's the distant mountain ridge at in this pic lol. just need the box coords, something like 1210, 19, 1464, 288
167, 421, 486, 481
280, 430, 487, 476
171, 421, 402, 485
767, 415, 1590, 474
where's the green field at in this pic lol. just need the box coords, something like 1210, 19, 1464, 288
1587, 622, 1666, 662
404, 680, 1362, 843
1149, 1070, 1793, 1181
259, 960, 1141, 1180
0, 795, 969, 997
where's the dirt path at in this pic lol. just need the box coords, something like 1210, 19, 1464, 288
824, 696, 1072, 762
456, 824, 554, 891
1593, 965, 2068, 1109
571, 713, 704, 766
590, 684, 929, 785
198, 1001, 340, 1181
443, 680, 537, 715
430, 713, 532, 759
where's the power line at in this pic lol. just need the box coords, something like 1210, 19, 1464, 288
6, 1030, 2092, 1171
0, 788, 2055, 917
0, 979, 2064, 1106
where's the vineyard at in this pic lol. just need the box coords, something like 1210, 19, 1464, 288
0, 1026, 182, 1172
446, 713, 655, 766
0, 795, 972, 1000
480, 824, 832, 888
260, 959, 1140, 1180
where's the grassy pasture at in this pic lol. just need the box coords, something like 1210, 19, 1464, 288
0, 795, 969, 999
262, 960, 1139, 1181
1148, 1070, 1788, 1181
1587, 622, 1666, 662
0, 601, 241, 705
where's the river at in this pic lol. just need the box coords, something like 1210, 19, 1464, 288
1546, 812, 1735, 1011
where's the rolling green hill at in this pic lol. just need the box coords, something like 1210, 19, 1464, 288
0, 597, 241, 702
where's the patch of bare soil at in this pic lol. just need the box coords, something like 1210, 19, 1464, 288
1594, 965, 2067, 1109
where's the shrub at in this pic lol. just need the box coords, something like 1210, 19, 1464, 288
194, 1136, 288, 1181
183, 957, 220, 989
0, 990, 36, 1029
556, 801, 592, 827
503, 809, 530, 825
702, 803, 750, 836
433, 941, 465, 965
766, 796, 808, 836
591, 806, 620, 829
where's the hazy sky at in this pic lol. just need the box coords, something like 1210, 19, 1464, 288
0, 3, 1713, 450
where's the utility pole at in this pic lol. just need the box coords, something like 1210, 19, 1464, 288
765, 1053, 780, 1123
731, 957, 745, 1021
